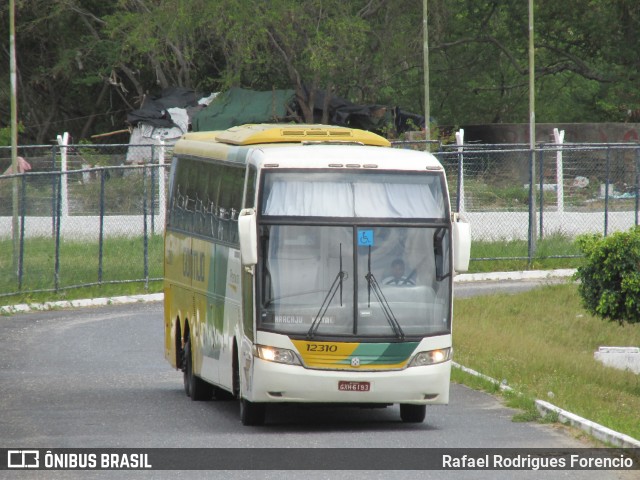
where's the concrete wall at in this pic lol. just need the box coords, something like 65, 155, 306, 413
460, 123, 640, 144
594, 347, 640, 374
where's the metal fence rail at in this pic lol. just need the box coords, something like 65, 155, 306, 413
1, 140, 639, 299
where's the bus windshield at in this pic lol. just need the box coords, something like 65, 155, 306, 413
258, 225, 451, 339
258, 171, 451, 339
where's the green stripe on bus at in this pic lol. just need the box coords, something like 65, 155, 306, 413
337, 342, 419, 365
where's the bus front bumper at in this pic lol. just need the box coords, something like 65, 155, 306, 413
246, 357, 451, 405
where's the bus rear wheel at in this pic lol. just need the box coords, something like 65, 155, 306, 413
183, 338, 212, 401
240, 398, 266, 426
400, 404, 426, 423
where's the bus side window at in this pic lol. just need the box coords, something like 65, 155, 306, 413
218, 164, 245, 245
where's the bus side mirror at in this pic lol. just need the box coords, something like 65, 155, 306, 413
452, 216, 471, 273
238, 208, 258, 266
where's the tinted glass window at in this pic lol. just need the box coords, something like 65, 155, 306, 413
168, 157, 244, 244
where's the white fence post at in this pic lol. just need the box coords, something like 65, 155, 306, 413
553, 128, 565, 213
157, 139, 166, 235
455, 129, 465, 212
56, 132, 69, 218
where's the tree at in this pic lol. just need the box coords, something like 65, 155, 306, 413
102, 0, 228, 94
1, 0, 640, 143
203, 0, 373, 122
0, 0, 124, 143
574, 229, 640, 325
424, 0, 640, 124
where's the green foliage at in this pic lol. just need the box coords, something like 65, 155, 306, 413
0, 126, 10, 147
574, 228, 640, 324
0, 123, 24, 146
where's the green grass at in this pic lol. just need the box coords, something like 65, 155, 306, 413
0, 235, 164, 306
465, 181, 531, 210
453, 282, 640, 442
469, 233, 583, 272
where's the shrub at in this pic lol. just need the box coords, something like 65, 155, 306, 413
574, 227, 640, 325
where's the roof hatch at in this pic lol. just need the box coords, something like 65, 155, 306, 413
213, 124, 391, 147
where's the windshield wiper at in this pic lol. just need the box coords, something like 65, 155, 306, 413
307, 244, 346, 339
364, 246, 405, 340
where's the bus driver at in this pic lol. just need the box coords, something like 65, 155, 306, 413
383, 258, 415, 286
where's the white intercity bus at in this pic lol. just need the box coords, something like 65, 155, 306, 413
164, 124, 471, 425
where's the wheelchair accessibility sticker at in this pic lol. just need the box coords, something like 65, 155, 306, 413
358, 229, 374, 246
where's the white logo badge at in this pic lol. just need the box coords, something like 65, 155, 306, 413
8, 450, 39, 469
351, 357, 360, 367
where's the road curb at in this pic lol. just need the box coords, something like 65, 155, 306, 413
455, 268, 577, 283
0, 293, 163, 315
453, 362, 640, 449
535, 400, 640, 449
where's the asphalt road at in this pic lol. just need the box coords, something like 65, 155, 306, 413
0, 286, 635, 479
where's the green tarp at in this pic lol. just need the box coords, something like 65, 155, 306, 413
192, 87, 296, 132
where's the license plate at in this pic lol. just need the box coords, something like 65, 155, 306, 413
338, 381, 370, 392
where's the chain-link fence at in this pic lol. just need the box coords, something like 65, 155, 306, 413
436, 142, 640, 239
1, 140, 639, 299
394, 140, 640, 261
0, 143, 170, 300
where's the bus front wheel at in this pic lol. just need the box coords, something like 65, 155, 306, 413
240, 398, 266, 426
400, 404, 426, 423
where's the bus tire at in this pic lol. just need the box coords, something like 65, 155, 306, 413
184, 338, 212, 401
182, 340, 190, 397
213, 386, 235, 401
232, 344, 240, 398
240, 398, 266, 426
400, 404, 426, 423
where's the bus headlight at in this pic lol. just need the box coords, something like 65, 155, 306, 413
409, 348, 452, 367
254, 345, 302, 366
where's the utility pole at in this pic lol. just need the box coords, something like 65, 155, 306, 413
10, 0, 20, 279
528, 0, 537, 260
528, 0, 535, 151
423, 0, 430, 149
